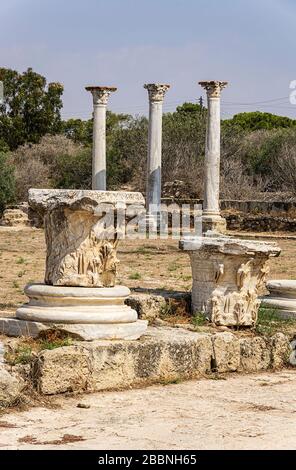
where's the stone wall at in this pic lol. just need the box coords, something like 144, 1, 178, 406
161, 197, 296, 232
224, 213, 296, 232
162, 197, 296, 216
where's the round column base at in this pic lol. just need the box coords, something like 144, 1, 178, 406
202, 214, 227, 234
13, 283, 148, 340
262, 280, 296, 319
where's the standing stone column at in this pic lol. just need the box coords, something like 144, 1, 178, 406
86, 86, 117, 190
144, 84, 170, 219
199, 81, 228, 233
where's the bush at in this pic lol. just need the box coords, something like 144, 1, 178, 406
0, 152, 16, 213
9, 134, 85, 200
54, 148, 92, 189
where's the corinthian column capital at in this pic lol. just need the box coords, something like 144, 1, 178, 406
144, 83, 170, 102
85, 86, 117, 105
199, 80, 228, 98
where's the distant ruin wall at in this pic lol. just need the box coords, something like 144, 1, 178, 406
161, 198, 296, 232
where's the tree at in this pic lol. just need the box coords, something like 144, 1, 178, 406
0, 67, 63, 149
62, 111, 130, 146
0, 152, 15, 213
223, 111, 296, 132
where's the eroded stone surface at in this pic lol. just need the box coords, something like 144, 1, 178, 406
32, 327, 213, 394
29, 189, 144, 287
126, 290, 190, 322
211, 332, 240, 372
0, 206, 29, 227
180, 236, 281, 326
239, 336, 271, 372
20, 326, 292, 395
0, 367, 24, 408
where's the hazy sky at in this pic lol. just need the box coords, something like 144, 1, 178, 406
1, 0, 295, 119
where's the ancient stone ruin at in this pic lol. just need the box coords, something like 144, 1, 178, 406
1, 188, 148, 340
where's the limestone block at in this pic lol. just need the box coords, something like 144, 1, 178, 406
180, 235, 281, 326
289, 339, 296, 366
33, 326, 213, 394
0, 367, 24, 407
14, 327, 294, 395
125, 293, 165, 322
0, 208, 29, 227
211, 332, 240, 372
126, 290, 191, 322
28, 189, 144, 287
239, 336, 271, 372
33, 345, 91, 394
270, 333, 291, 369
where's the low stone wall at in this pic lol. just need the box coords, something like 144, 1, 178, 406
161, 197, 296, 232
30, 328, 292, 395
225, 213, 296, 232
162, 198, 296, 216
0, 326, 294, 401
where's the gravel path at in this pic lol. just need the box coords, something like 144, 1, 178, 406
0, 371, 296, 450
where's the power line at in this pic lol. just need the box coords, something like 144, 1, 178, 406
223, 96, 289, 105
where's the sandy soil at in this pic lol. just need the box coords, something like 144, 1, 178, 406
1, 227, 296, 319
0, 371, 295, 450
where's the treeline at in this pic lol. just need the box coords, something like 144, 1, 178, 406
1, 67, 296, 213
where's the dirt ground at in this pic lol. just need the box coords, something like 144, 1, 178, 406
0, 371, 295, 450
0, 227, 296, 319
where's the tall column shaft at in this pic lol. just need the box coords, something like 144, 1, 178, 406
92, 103, 107, 190
144, 84, 170, 214
204, 94, 221, 215
199, 80, 228, 233
85, 86, 117, 191
147, 100, 163, 210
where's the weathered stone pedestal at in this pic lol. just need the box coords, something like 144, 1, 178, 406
262, 280, 296, 319
180, 236, 281, 326
202, 215, 227, 234
1, 189, 148, 340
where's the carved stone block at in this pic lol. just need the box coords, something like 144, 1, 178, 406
29, 189, 145, 287
180, 236, 281, 326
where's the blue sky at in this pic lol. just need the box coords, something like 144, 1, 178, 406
1, 0, 295, 119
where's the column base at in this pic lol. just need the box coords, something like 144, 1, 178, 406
0, 318, 148, 341
202, 214, 227, 234
262, 280, 296, 319
0, 283, 148, 341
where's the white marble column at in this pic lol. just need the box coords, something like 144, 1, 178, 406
144, 84, 170, 217
199, 81, 228, 233
86, 86, 117, 190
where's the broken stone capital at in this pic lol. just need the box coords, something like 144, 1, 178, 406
199, 80, 228, 98
85, 85, 117, 106
144, 83, 170, 102
180, 236, 281, 326
29, 189, 145, 288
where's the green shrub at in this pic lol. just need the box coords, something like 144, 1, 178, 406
0, 152, 15, 213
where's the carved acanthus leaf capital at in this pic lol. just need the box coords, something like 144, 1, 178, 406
85, 86, 117, 106
199, 80, 228, 98
144, 83, 170, 102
